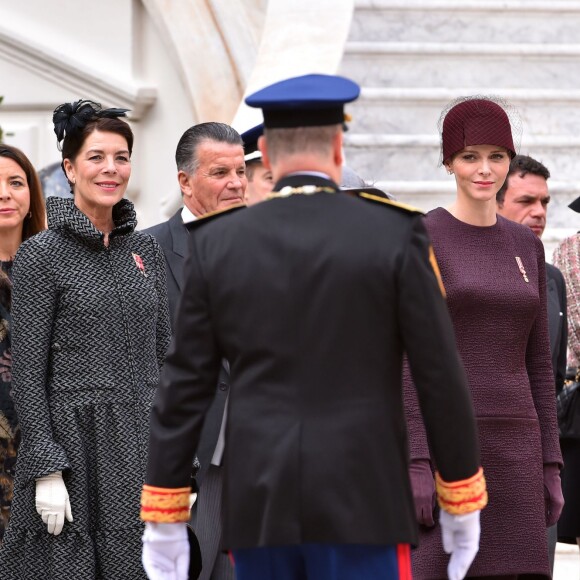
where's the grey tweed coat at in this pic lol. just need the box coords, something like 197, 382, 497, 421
0, 197, 171, 579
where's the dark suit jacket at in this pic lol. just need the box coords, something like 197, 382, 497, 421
144, 210, 229, 485
146, 174, 480, 550
546, 262, 567, 394
144, 210, 189, 329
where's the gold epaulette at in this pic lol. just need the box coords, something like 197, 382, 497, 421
140, 484, 191, 523
435, 467, 488, 515
429, 246, 446, 298
267, 185, 338, 199
358, 192, 424, 215
185, 203, 246, 231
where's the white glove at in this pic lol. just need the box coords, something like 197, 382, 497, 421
142, 522, 189, 580
440, 509, 480, 580
35, 470, 73, 535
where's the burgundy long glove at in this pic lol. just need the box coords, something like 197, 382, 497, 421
409, 458, 436, 527
544, 462, 565, 527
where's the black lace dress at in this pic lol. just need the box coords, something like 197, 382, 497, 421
0, 261, 18, 544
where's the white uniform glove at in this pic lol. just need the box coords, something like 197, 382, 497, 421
35, 470, 73, 535
142, 522, 189, 580
440, 509, 480, 580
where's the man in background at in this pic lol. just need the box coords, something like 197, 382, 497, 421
145, 122, 246, 323
496, 154, 567, 573
496, 154, 567, 393
144, 122, 245, 580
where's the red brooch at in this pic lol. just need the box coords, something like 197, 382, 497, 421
132, 253, 147, 277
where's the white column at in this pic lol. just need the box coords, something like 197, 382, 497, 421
232, 0, 356, 131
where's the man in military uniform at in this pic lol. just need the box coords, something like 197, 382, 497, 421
141, 74, 487, 580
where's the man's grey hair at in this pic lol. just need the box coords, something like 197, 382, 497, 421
264, 124, 341, 165
175, 122, 243, 175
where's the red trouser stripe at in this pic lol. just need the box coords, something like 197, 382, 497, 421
397, 544, 412, 580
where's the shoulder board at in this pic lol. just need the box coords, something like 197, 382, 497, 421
185, 203, 246, 231
357, 192, 424, 215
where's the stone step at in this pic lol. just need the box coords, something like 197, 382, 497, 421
554, 542, 580, 580
366, 180, 579, 225
348, 88, 580, 136
340, 0, 580, 251
358, 181, 577, 258
369, 180, 579, 201
350, 0, 580, 44
340, 42, 580, 88
343, 133, 580, 182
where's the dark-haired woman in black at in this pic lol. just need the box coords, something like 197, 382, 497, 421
0, 144, 46, 544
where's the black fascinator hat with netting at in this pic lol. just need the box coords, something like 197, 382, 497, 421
52, 100, 132, 192
53, 100, 129, 150
438, 95, 522, 165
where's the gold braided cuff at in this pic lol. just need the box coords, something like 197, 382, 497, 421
435, 467, 488, 515
140, 484, 191, 523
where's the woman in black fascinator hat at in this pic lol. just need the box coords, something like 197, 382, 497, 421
0, 100, 178, 578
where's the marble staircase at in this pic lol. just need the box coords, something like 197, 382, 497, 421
340, 0, 580, 255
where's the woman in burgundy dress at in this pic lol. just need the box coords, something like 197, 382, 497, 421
405, 97, 563, 579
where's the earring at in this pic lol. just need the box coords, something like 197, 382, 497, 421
27, 211, 32, 218
447, 169, 453, 175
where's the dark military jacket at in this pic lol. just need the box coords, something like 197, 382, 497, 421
146, 174, 479, 550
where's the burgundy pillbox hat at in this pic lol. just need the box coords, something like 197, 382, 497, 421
442, 98, 516, 163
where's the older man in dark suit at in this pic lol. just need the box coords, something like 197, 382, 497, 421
496, 154, 567, 573
144, 122, 246, 580
144, 123, 246, 326
496, 155, 567, 392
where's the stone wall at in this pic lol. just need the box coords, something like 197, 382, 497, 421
0, 0, 355, 226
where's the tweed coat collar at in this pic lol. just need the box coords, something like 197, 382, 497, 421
46, 197, 137, 248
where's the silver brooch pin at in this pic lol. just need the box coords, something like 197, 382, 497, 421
515, 257, 529, 283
